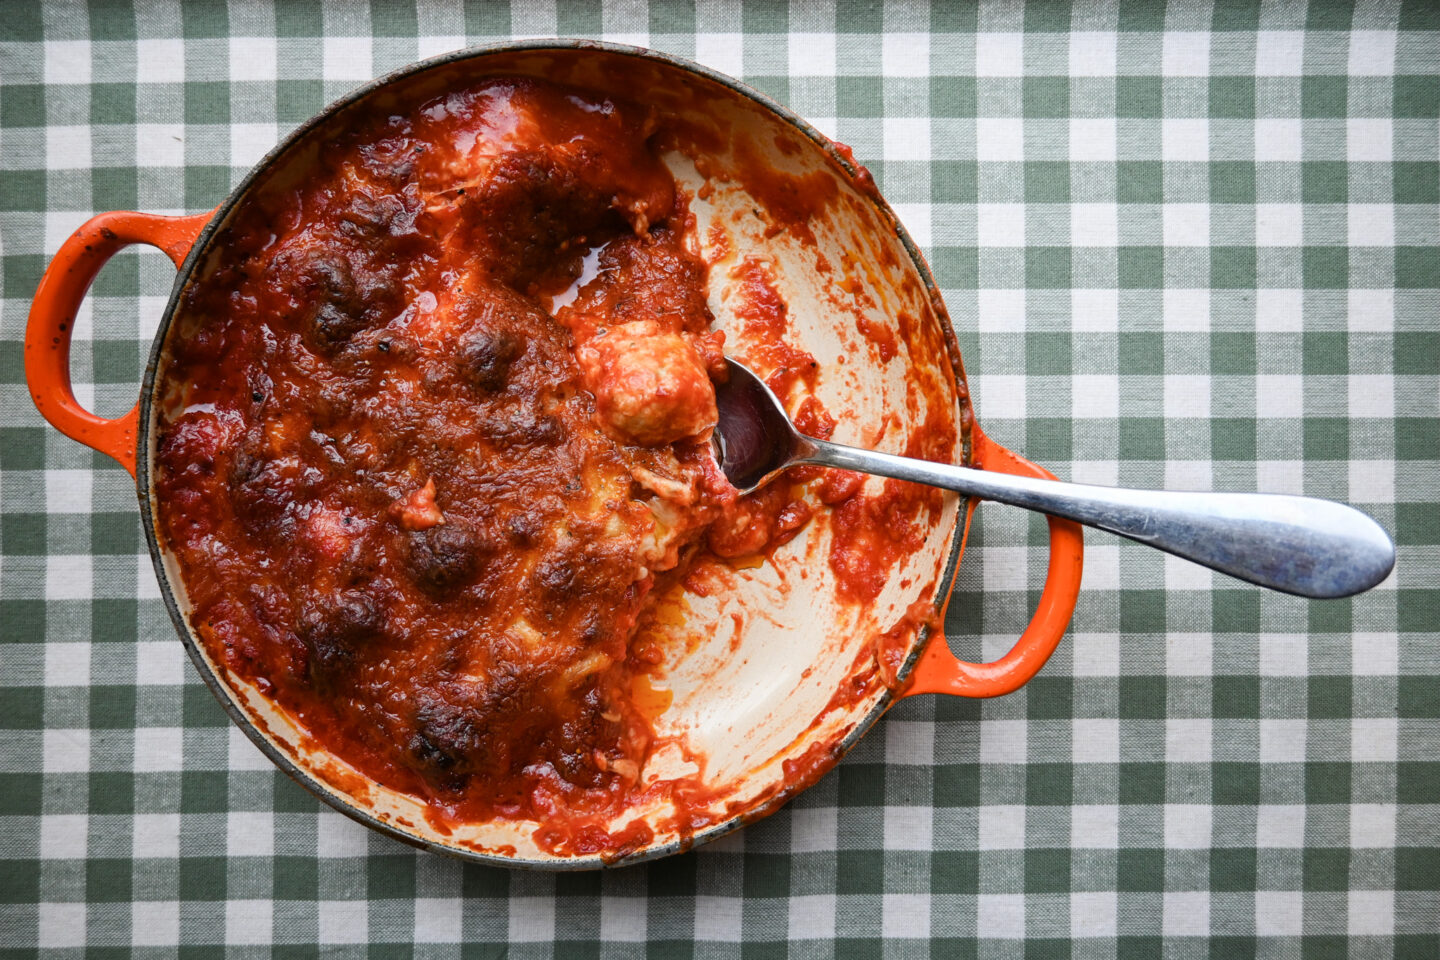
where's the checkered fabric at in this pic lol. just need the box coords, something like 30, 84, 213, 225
2, 0, 1438, 954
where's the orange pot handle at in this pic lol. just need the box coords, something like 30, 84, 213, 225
24, 210, 211, 478
902, 426, 1084, 698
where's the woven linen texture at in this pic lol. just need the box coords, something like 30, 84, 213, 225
1, 0, 1438, 954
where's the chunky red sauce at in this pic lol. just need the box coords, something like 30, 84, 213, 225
153, 74, 957, 854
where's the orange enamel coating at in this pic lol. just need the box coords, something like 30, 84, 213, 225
902, 426, 1085, 699
24, 210, 211, 478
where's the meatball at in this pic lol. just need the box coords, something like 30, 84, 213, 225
406, 522, 485, 596
297, 590, 384, 683
575, 324, 718, 446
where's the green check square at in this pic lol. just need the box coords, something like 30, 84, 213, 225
1119, 247, 1164, 287
1117, 77, 1162, 117
178, 856, 228, 901
1116, 849, 1164, 890
1302, 332, 1348, 375
1302, 162, 1348, 204
1301, 77, 1348, 118
91, 84, 139, 126
1302, 848, 1350, 890
0, 170, 45, 211
1398, 677, 1440, 717
1394, 76, 1440, 118
1211, 848, 1258, 891
1210, 77, 1256, 118
1, 84, 45, 127
2, 513, 46, 555
1308, 677, 1352, 719
1212, 247, 1258, 288
932, 77, 977, 118
932, 160, 978, 203
1023, 78, 1069, 119
1395, 419, 1439, 461
1212, 762, 1261, 804
1210, 161, 1257, 203
1303, 247, 1349, 288
1118, 162, 1164, 203
1025, 163, 1070, 203
837, 77, 882, 118
1213, 676, 1261, 718
1303, 418, 1349, 460
1395, 502, 1440, 544
1392, 162, 1438, 204
931, 851, 978, 893
1306, 764, 1352, 804
1024, 849, 1071, 893
1396, 246, 1440, 287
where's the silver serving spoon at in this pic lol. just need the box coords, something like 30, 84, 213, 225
713, 359, 1395, 599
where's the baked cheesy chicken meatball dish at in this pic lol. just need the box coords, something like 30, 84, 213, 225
154, 77, 953, 855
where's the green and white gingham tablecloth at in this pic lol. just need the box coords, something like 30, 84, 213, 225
2, 0, 1438, 954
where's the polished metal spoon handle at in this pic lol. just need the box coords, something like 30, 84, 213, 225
715, 360, 1395, 600
794, 436, 1393, 599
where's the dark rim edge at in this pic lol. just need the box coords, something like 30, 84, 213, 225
134, 38, 975, 872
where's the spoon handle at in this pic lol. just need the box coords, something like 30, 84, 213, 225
799, 438, 1395, 599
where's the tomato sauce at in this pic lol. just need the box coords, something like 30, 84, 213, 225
152, 72, 961, 856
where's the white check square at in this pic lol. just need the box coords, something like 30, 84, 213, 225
323, 36, 373, 82
976, 33, 1023, 77
1348, 204, 1395, 247
1255, 32, 1304, 76
1162, 119, 1208, 162
695, 34, 744, 77
1071, 806, 1119, 848
1256, 204, 1303, 247
978, 203, 1026, 246
789, 894, 836, 940
1255, 119, 1302, 161
882, 33, 929, 78
1072, 203, 1119, 247
38, 903, 87, 949
1070, 118, 1117, 162
137, 39, 186, 83
977, 118, 1024, 162
1255, 891, 1303, 935
1349, 890, 1394, 936
977, 894, 1025, 938
1350, 804, 1397, 849
1163, 892, 1210, 936
789, 33, 836, 76
131, 901, 180, 947
225, 899, 272, 946
413, 898, 463, 943
1259, 720, 1307, 763
1348, 31, 1396, 76
1163, 32, 1210, 77
228, 37, 277, 82
1071, 892, 1117, 938
883, 118, 930, 162
1072, 719, 1119, 764
44, 40, 92, 86
1348, 289, 1394, 331
1072, 374, 1119, 419
1071, 289, 1119, 332
1164, 804, 1212, 849
1255, 375, 1304, 418
1069, 32, 1116, 77
1348, 119, 1393, 162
